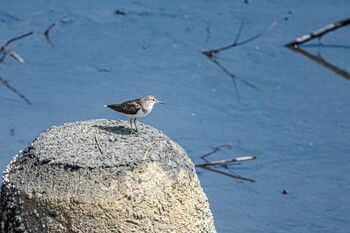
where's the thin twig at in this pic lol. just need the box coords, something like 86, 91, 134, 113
0, 75, 31, 105
285, 17, 350, 48
0, 32, 33, 64
198, 144, 256, 182
196, 156, 256, 167
0, 31, 33, 52
200, 144, 232, 162
202, 21, 277, 57
44, 23, 56, 48
10, 52, 25, 64
94, 136, 103, 155
236, 21, 277, 46
201, 22, 276, 101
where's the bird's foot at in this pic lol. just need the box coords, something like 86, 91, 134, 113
129, 129, 139, 135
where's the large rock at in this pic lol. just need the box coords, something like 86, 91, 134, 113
0, 119, 216, 233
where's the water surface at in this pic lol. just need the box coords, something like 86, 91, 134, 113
1, 1, 349, 232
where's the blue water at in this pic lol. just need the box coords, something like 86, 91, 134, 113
1, 1, 349, 232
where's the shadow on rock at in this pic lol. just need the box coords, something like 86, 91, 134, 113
93, 125, 131, 135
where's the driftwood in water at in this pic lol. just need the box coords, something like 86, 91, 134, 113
196, 144, 256, 182
285, 18, 350, 48
0, 31, 33, 64
196, 155, 256, 167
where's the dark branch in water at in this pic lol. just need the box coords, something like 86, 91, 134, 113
285, 17, 350, 48
0, 31, 33, 52
196, 156, 256, 167
200, 144, 232, 162
0, 75, 31, 105
202, 22, 276, 101
44, 23, 56, 48
202, 21, 277, 58
0, 32, 33, 64
197, 144, 256, 182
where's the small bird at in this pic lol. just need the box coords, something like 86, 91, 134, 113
104, 95, 164, 134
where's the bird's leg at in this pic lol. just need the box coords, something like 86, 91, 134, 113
129, 118, 134, 135
134, 118, 138, 132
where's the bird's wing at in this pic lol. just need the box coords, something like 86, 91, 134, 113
106, 99, 142, 115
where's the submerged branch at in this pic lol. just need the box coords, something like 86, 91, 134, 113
0, 31, 33, 52
201, 22, 276, 101
202, 21, 277, 57
0, 32, 33, 64
44, 23, 56, 47
197, 144, 256, 182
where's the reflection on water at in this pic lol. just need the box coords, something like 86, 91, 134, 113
287, 46, 350, 81
202, 22, 276, 101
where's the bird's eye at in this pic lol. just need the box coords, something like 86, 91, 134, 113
153, 98, 155, 101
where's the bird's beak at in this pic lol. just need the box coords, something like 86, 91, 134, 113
157, 99, 165, 105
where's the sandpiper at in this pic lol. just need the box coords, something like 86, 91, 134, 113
104, 95, 164, 134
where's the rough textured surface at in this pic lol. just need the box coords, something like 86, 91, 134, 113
0, 119, 216, 233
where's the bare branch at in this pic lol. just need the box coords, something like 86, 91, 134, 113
10, 52, 25, 64
197, 144, 256, 182
200, 144, 233, 162
196, 156, 256, 167
236, 21, 277, 46
0, 31, 33, 52
44, 23, 56, 47
286, 17, 350, 48
202, 21, 277, 57
201, 22, 276, 101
